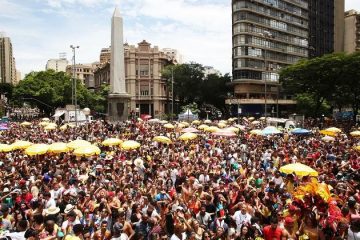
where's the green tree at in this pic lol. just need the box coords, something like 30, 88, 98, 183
12, 70, 107, 115
280, 53, 346, 117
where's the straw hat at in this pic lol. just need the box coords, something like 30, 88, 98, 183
44, 206, 60, 215
64, 204, 75, 214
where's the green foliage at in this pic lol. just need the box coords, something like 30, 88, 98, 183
294, 93, 331, 117
12, 70, 108, 115
280, 52, 360, 118
162, 63, 230, 115
181, 102, 200, 114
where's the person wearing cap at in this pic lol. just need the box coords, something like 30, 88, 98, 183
282, 217, 296, 240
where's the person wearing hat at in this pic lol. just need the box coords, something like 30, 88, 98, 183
62, 210, 80, 236
282, 217, 296, 240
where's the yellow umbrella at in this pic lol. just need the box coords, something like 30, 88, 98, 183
218, 122, 227, 128
204, 126, 220, 132
354, 146, 360, 151
67, 140, 92, 149
180, 122, 190, 127
250, 129, 262, 135
320, 127, 341, 136
225, 127, 240, 133
39, 121, 49, 126
0, 144, 13, 152
251, 120, 260, 125
44, 125, 56, 130
179, 132, 198, 141
321, 135, 335, 142
20, 121, 32, 126
60, 124, 75, 130
280, 163, 318, 177
48, 142, 69, 154
177, 123, 185, 129
198, 124, 209, 130
192, 120, 201, 125
153, 136, 172, 144
164, 123, 175, 129
25, 144, 49, 156
11, 140, 33, 150
159, 120, 168, 124
102, 138, 122, 146
74, 145, 101, 157
42, 118, 50, 122
204, 119, 212, 124
326, 127, 341, 133
248, 117, 255, 121
350, 131, 360, 137
121, 140, 141, 150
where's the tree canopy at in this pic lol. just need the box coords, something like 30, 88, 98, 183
12, 70, 107, 115
280, 52, 360, 119
162, 63, 231, 117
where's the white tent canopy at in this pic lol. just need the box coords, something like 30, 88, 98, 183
178, 109, 198, 121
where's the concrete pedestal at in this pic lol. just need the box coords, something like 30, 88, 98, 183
108, 93, 131, 122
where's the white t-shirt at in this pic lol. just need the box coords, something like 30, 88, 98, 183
170, 233, 186, 240
5, 231, 26, 240
233, 211, 251, 233
348, 228, 360, 240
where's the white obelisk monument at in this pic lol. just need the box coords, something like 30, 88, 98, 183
108, 7, 131, 121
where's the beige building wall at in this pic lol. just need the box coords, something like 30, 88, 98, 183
95, 40, 174, 118
0, 36, 15, 84
46, 58, 68, 72
66, 62, 98, 88
344, 10, 360, 53
334, 0, 345, 52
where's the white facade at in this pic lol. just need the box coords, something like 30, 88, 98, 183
162, 48, 183, 64
46, 58, 68, 72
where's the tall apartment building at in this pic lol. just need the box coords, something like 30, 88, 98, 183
344, 10, 360, 53
66, 62, 100, 88
99, 47, 111, 64
46, 58, 69, 72
94, 40, 176, 117
230, 0, 344, 116
308, 0, 344, 57
230, 0, 309, 116
0, 34, 16, 84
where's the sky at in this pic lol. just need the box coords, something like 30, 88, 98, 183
0, 0, 359, 78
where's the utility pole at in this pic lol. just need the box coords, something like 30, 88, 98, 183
70, 45, 79, 125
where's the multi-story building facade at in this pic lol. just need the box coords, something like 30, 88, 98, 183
230, 0, 309, 116
94, 40, 176, 118
46, 58, 68, 72
308, 0, 344, 57
66, 62, 100, 89
99, 47, 111, 65
344, 10, 360, 53
229, 0, 344, 116
0, 34, 17, 85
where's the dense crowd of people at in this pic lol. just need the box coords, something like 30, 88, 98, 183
0, 118, 359, 240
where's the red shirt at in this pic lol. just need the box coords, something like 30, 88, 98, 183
263, 225, 282, 240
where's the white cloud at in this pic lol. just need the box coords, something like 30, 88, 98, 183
3, 0, 232, 78
346, 0, 360, 11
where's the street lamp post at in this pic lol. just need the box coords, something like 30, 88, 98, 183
171, 66, 174, 121
70, 45, 79, 126
260, 31, 273, 117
